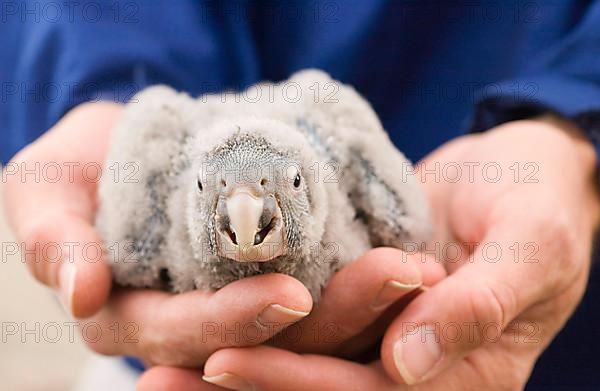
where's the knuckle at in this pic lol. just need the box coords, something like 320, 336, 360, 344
468, 281, 517, 337
23, 219, 62, 259
533, 211, 582, 283
23, 220, 54, 247
141, 330, 200, 367
142, 341, 172, 366
465, 347, 530, 390
143, 343, 194, 367
540, 212, 576, 256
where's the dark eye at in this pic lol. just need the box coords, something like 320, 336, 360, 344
197, 178, 203, 192
293, 173, 301, 188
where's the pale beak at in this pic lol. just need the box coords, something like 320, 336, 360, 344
216, 188, 286, 262
226, 191, 264, 250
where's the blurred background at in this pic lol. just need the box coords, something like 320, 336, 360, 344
2, 2, 600, 390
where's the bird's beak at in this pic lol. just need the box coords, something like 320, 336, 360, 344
216, 187, 286, 262
226, 191, 264, 249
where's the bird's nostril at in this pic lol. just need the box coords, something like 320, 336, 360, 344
260, 178, 267, 187
221, 179, 227, 188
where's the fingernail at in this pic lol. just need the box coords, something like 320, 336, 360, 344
393, 326, 442, 385
58, 260, 76, 315
203, 372, 254, 391
257, 304, 309, 327
371, 280, 421, 311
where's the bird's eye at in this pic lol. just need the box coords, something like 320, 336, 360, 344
293, 173, 301, 188
197, 178, 203, 192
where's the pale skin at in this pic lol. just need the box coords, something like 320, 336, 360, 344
3, 102, 444, 365
4, 103, 599, 390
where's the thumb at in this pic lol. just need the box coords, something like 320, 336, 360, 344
380, 233, 550, 385
20, 213, 112, 318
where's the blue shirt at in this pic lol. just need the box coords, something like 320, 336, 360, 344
2, 1, 600, 388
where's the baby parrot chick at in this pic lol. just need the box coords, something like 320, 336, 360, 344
96, 70, 431, 300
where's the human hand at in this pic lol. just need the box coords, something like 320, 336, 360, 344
3, 101, 123, 317
137, 247, 445, 390
2, 102, 312, 367
140, 117, 599, 390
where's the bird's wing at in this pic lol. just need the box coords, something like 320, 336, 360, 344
287, 70, 432, 248
96, 86, 194, 289
345, 140, 432, 248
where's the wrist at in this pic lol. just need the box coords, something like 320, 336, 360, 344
533, 114, 598, 176
533, 114, 600, 227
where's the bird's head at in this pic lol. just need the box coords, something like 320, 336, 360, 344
186, 118, 327, 264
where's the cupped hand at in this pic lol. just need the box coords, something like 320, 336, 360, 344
2, 102, 312, 367
3, 101, 122, 317
137, 247, 446, 390
141, 117, 600, 390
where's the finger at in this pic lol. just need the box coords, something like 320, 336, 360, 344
203, 346, 397, 391
18, 212, 112, 318
2, 103, 123, 318
380, 225, 561, 385
273, 247, 445, 354
86, 273, 312, 366
3, 156, 109, 318
137, 367, 222, 391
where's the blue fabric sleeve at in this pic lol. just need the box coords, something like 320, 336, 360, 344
0, 0, 254, 163
469, 1, 600, 151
